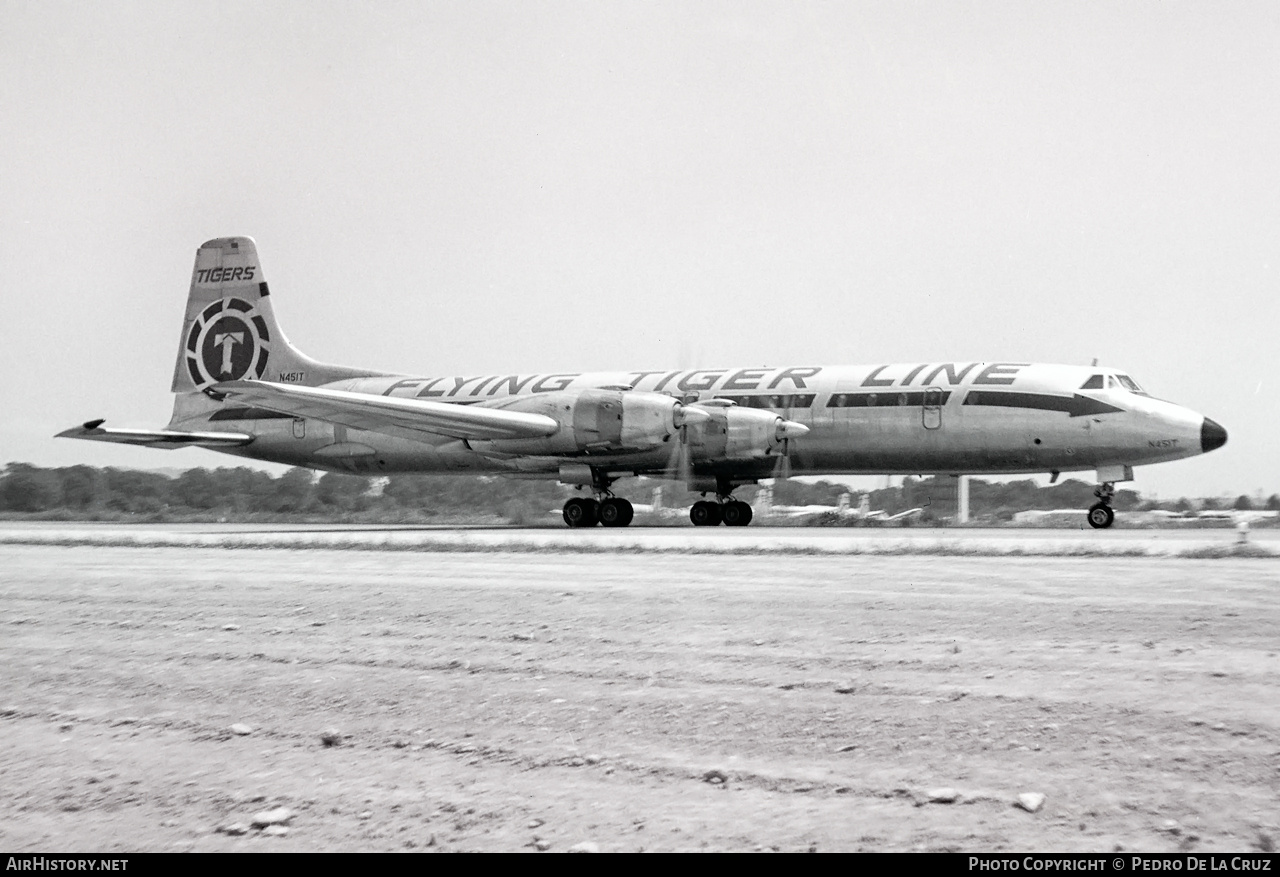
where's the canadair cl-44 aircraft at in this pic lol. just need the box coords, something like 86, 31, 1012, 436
59, 237, 1228, 530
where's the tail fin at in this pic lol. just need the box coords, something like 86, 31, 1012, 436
172, 236, 384, 392
167, 236, 385, 427
172, 237, 300, 393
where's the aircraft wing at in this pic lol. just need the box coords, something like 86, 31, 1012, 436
56, 420, 253, 449
213, 380, 559, 442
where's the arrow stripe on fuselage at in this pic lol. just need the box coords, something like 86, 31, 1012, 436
963, 391, 1124, 418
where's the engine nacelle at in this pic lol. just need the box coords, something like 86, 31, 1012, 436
686, 403, 796, 462
470, 388, 685, 456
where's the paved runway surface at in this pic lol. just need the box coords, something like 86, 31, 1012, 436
1, 522, 1273, 556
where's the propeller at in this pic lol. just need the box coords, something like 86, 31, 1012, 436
771, 417, 809, 481
662, 403, 709, 486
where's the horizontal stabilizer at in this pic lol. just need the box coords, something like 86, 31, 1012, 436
56, 421, 253, 449
213, 380, 560, 442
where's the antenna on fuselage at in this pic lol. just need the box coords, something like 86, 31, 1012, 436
1090, 357, 1099, 367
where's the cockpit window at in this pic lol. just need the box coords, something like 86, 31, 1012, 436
1107, 375, 1119, 389
1080, 374, 1104, 390
1116, 374, 1146, 394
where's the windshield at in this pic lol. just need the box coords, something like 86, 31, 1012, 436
1116, 374, 1147, 395
1080, 373, 1147, 395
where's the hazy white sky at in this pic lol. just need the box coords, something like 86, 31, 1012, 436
2, 1, 1276, 499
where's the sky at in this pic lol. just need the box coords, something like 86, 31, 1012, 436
2, 1, 1277, 500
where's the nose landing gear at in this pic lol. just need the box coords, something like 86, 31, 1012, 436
1087, 482, 1116, 529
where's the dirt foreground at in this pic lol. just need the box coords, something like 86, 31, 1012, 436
1, 544, 1277, 852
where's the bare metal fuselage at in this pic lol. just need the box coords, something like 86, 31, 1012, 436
191, 361, 1210, 482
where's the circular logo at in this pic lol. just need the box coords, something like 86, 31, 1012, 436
184, 298, 271, 388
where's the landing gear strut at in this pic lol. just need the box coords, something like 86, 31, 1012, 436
562, 471, 634, 529
1087, 482, 1116, 530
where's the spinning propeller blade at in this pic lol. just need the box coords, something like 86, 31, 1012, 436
771, 418, 809, 481
663, 403, 709, 485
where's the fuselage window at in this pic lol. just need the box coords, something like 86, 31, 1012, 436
1080, 374, 1105, 390
720, 394, 816, 409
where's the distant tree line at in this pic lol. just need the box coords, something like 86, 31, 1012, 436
0, 463, 571, 523
1, 463, 1276, 524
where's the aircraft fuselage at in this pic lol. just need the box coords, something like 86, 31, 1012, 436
203, 361, 1216, 482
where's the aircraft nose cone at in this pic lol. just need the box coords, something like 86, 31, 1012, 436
1200, 417, 1228, 453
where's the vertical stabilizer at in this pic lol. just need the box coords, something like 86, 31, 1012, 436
167, 237, 385, 428
172, 237, 296, 393
171, 236, 383, 396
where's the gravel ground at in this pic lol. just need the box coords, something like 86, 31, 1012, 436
1, 544, 1277, 852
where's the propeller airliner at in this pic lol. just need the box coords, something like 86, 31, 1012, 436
59, 237, 1228, 529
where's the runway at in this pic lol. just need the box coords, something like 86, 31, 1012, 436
1, 540, 1277, 851
0, 521, 1273, 557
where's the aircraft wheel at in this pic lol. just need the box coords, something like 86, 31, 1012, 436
599, 497, 634, 527
563, 497, 599, 528
722, 500, 753, 527
690, 501, 723, 527
1087, 503, 1114, 530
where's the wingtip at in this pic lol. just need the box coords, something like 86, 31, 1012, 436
55, 419, 104, 439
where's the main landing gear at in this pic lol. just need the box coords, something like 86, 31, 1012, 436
690, 498, 753, 527
562, 470, 634, 529
690, 475, 754, 527
1087, 482, 1116, 530
562, 496, 635, 528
